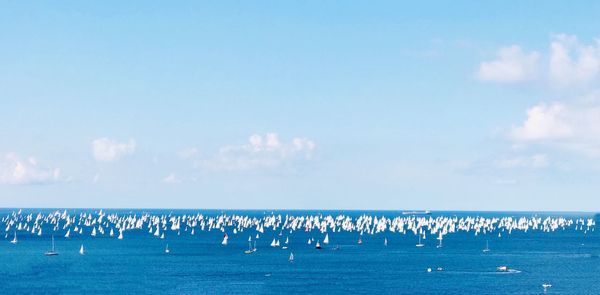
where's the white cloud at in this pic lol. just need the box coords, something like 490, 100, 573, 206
197, 133, 316, 171
510, 102, 600, 157
477, 45, 540, 83
163, 173, 182, 184
0, 153, 62, 185
494, 154, 549, 169
549, 34, 600, 86
92, 137, 136, 162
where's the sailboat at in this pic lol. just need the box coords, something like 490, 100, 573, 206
357, 236, 362, 245
270, 238, 278, 247
65, 229, 71, 238
315, 240, 322, 249
91, 227, 97, 237
79, 244, 85, 255
436, 233, 443, 248
222, 234, 228, 246
282, 237, 289, 250
416, 234, 425, 247
483, 240, 490, 253
244, 240, 254, 254
165, 244, 170, 254
384, 237, 388, 247
44, 235, 59, 256
118, 229, 123, 240
109, 228, 114, 237
289, 252, 294, 263
323, 233, 329, 244
10, 231, 17, 244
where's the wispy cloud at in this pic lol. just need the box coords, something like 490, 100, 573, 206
477, 45, 540, 83
0, 153, 63, 185
191, 133, 316, 172
91, 137, 136, 162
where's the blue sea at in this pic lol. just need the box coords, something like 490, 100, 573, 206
0, 209, 598, 294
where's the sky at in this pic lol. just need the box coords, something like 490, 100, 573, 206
1, 1, 600, 211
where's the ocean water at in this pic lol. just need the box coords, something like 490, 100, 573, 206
0, 209, 598, 294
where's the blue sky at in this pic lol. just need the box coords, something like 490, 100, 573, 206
2, 2, 600, 210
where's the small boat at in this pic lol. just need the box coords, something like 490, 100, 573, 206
282, 237, 289, 249
64, 229, 71, 238
496, 266, 508, 272
384, 237, 388, 247
244, 240, 254, 254
357, 237, 362, 245
542, 283, 552, 290
165, 244, 170, 254
288, 252, 294, 262
118, 230, 123, 240
416, 235, 424, 247
323, 234, 329, 244
44, 235, 59, 256
10, 231, 17, 244
79, 244, 85, 255
315, 241, 322, 249
483, 240, 490, 253
222, 234, 228, 246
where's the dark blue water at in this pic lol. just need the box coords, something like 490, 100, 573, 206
0, 209, 598, 294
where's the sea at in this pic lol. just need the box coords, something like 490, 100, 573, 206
0, 209, 598, 294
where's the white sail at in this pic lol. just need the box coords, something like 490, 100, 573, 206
10, 231, 17, 244
270, 238, 277, 247
289, 252, 294, 262
165, 244, 170, 253
323, 233, 329, 244
91, 227, 97, 237
79, 244, 85, 255
118, 229, 123, 240
222, 234, 228, 245
109, 228, 114, 237
65, 229, 71, 238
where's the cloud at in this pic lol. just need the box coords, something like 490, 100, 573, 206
549, 34, 600, 86
478, 35, 600, 86
494, 154, 550, 169
0, 153, 62, 185
92, 137, 136, 162
163, 173, 182, 184
510, 102, 600, 157
477, 45, 540, 83
196, 133, 316, 171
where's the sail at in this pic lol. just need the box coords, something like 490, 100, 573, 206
323, 234, 329, 244
79, 244, 85, 255
65, 229, 70, 238
222, 234, 228, 245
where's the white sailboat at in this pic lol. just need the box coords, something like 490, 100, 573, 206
109, 228, 114, 237
10, 231, 17, 244
323, 233, 329, 244
416, 234, 424, 247
288, 252, 294, 262
384, 237, 388, 247
483, 240, 490, 253
118, 229, 123, 240
91, 227, 97, 237
436, 233, 443, 248
79, 244, 85, 255
270, 238, 278, 247
244, 240, 254, 254
222, 234, 228, 246
165, 244, 170, 254
45, 235, 59, 256
315, 240, 322, 249
282, 237, 289, 250
65, 229, 71, 238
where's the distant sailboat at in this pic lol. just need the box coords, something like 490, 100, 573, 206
222, 234, 228, 246
65, 229, 71, 238
282, 237, 289, 250
79, 244, 85, 255
436, 233, 443, 248
357, 236, 362, 245
483, 240, 490, 253
118, 230, 123, 240
165, 244, 170, 254
289, 252, 294, 262
323, 233, 329, 244
416, 234, 424, 247
10, 231, 17, 244
384, 237, 388, 247
315, 240, 322, 249
109, 228, 114, 237
44, 235, 59, 256
244, 240, 254, 254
